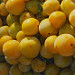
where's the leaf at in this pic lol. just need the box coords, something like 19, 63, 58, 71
38, 3, 43, 14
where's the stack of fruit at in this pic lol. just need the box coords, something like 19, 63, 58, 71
0, 0, 75, 75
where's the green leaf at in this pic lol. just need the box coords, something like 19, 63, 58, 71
38, 3, 43, 14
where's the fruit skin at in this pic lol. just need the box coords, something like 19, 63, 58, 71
9, 65, 23, 75
8, 22, 21, 39
40, 45, 53, 59
5, 56, 19, 65
39, 18, 58, 37
69, 9, 75, 27
45, 64, 60, 75
18, 63, 31, 72
59, 22, 75, 37
20, 12, 34, 24
6, 0, 25, 15
61, 0, 75, 17
54, 54, 72, 68
32, 58, 46, 72
0, 26, 9, 38
20, 37, 41, 58
49, 11, 66, 28
26, 0, 39, 15
16, 31, 26, 42
6, 14, 19, 26
0, 2, 9, 16
59, 69, 73, 75
3, 40, 21, 59
54, 34, 75, 56
0, 18, 3, 27
45, 35, 58, 54
0, 35, 12, 53
43, 0, 60, 15
0, 63, 10, 75
18, 55, 33, 66
22, 18, 39, 35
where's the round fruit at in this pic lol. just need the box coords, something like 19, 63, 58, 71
45, 35, 58, 54
49, 11, 66, 28
32, 58, 46, 72
20, 12, 34, 24
26, 0, 39, 15
8, 22, 21, 39
45, 64, 60, 75
18, 63, 31, 72
3, 40, 21, 59
9, 65, 23, 75
6, 0, 25, 15
43, 0, 60, 15
0, 35, 12, 53
5, 56, 19, 65
69, 9, 75, 27
16, 31, 26, 42
59, 22, 75, 37
20, 37, 41, 58
61, 0, 75, 17
6, 14, 19, 26
40, 45, 53, 59
59, 69, 73, 75
39, 18, 58, 37
0, 26, 9, 38
18, 55, 33, 65
0, 2, 9, 16
54, 54, 73, 68
22, 18, 39, 35
54, 34, 75, 56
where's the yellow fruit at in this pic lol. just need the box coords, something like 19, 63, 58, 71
16, 31, 26, 42
20, 37, 41, 58
0, 63, 10, 75
32, 58, 46, 72
9, 65, 23, 75
23, 71, 33, 75
5, 56, 19, 65
8, 22, 21, 39
6, 0, 25, 15
26, 0, 39, 15
39, 18, 58, 37
43, 0, 60, 15
61, 0, 75, 17
54, 34, 75, 56
0, 26, 9, 38
22, 18, 39, 35
59, 22, 75, 37
3, 40, 21, 59
40, 45, 53, 59
45, 35, 58, 54
0, 35, 12, 53
49, 11, 66, 28
69, 9, 75, 27
20, 12, 34, 24
18, 63, 31, 72
0, 2, 9, 16
18, 55, 33, 65
45, 64, 60, 75
0, 18, 3, 27
6, 14, 19, 26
